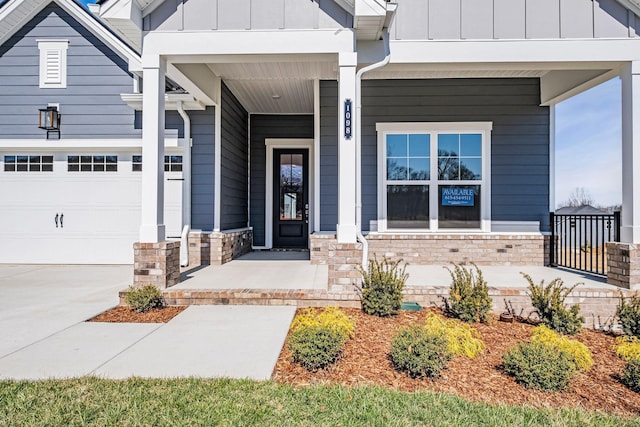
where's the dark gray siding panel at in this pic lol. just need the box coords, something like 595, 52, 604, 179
221, 83, 249, 231
361, 79, 550, 232
249, 114, 313, 246
319, 81, 338, 233
191, 107, 216, 231
0, 4, 139, 139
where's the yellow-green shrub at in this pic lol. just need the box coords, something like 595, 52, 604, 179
424, 312, 485, 359
531, 325, 593, 372
290, 306, 355, 340
615, 336, 640, 363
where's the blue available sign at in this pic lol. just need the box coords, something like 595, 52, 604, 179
442, 187, 474, 206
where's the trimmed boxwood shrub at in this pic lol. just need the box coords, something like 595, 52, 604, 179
443, 263, 492, 323
390, 326, 452, 378
621, 360, 640, 393
358, 256, 408, 317
288, 326, 346, 371
124, 285, 164, 313
502, 341, 576, 391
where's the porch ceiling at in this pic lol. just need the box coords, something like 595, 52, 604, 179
205, 60, 337, 114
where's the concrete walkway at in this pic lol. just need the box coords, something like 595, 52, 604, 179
0, 265, 296, 380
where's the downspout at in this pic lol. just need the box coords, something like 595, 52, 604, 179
355, 30, 391, 271
177, 100, 191, 266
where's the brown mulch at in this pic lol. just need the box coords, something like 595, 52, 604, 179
87, 305, 187, 323
273, 308, 640, 417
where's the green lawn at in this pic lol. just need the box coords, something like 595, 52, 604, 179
0, 378, 638, 426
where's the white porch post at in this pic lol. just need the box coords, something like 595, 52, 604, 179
621, 61, 640, 244
139, 54, 166, 242
336, 52, 357, 243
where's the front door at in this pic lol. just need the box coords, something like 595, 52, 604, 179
273, 149, 309, 248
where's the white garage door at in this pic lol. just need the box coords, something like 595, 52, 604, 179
0, 152, 182, 264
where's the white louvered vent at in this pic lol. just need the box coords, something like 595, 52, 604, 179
38, 40, 69, 89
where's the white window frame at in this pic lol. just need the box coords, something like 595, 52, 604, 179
376, 122, 492, 233
37, 40, 69, 89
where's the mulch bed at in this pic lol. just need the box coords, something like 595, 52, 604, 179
273, 308, 640, 417
87, 306, 187, 323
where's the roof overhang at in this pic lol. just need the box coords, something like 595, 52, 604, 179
121, 92, 206, 111
0, 0, 141, 70
93, 0, 163, 52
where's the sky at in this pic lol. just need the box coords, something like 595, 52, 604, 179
78, 0, 622, 209
555, 78, 622, 208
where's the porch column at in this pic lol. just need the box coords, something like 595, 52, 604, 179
337, 52, 357, 244
139, 54, 166, 242
621, 61, 640, 244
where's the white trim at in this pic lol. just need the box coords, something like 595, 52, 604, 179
491, 221, 541, 233
0, 0, 141, 69
376, 122, 492, 233
313, 79, 321, 233
264, 139, 315, 249
0, 137, 182, 150
38, 40, 68, 89
213, 76, 222, 233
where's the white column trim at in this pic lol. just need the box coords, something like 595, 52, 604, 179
549, 104, 556, 212
264, 139, 315, 249
620, 61, 640, 243
313, 79, 321, 233
213, 76, 222, 232
139, 55, 166, 242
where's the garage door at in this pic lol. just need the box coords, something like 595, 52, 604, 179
0, 152, 182, 264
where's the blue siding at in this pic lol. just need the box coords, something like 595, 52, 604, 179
220, 83, 249, 230
190, 107, 216, 231
319, 81, 338, 232
359, 78, 551, 232
249, 114, 313, 246
0, 4, 139, 139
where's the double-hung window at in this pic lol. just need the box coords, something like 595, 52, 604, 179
377, 122, 492, 232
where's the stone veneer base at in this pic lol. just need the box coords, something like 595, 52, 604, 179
188, 228, 253, 267
133, 241, 181, 289
606, 242, 640, 290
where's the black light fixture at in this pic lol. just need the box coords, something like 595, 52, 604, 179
38, 106, 61, 139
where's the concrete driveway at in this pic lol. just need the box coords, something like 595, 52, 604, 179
0, 265, 295, 380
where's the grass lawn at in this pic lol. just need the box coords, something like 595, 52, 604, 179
0, 378, 638, 426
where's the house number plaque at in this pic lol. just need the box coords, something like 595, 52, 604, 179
344, 99, 352, 140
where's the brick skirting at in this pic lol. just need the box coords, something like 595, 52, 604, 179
133, 241, 181, 289
155, 286, 633, 328
187, 229, 253, 267
606, 242, 640, 290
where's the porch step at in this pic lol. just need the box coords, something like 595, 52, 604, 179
156, 286, 632, 323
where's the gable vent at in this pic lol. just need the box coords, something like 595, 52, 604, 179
38, 40, 69, 89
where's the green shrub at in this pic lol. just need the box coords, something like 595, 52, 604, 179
502, 341, 576, 391
390, 326, 452, 378
424, 312, 485, 359
443, 263, 492, 323
358, 256, 408, 317
531, 325, 592, 372
621, 359, 640, 393
288, 326, 346, 371
522, 273, 583, 335
617, 293, 640, 339
290, 306, 355, 341
124, 285, 164, 313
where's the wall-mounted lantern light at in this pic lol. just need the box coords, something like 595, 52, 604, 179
38, 106, 61, 139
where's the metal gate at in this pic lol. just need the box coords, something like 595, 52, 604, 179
549, 211, 620, 276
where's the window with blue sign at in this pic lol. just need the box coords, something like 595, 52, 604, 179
377, 123, 491, 232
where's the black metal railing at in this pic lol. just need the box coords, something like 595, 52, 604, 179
549, 211, 620, 276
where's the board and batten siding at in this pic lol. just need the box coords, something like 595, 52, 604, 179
190, 107, 216, 231
144, 0, 352, 32
344, 78, 550, 232
249, 114, 314, 246
319, 80, 339, 233
220, 83, 249, 231
392, 0, 638, 40
0, 4, 139, 139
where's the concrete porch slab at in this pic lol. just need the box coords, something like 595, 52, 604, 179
177, 254, 328, 290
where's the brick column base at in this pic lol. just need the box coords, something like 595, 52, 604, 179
328, 242, 363, 292
187, 229, 253, 267
606, 242, 640, 290
133, 241, 181, 289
